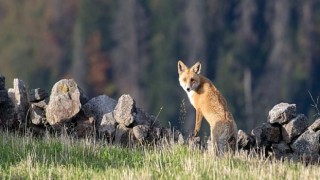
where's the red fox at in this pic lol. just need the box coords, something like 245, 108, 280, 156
178, 60, 238, 154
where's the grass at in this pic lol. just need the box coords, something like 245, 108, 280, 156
0, 131, 319, 179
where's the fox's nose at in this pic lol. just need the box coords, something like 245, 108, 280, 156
187, 88, 190, 92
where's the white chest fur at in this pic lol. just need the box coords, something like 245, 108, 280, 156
187, 90, 195, 107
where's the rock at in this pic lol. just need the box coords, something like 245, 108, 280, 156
309, 118, 320, 132
133, 125, 150, 142
0, 74, 5, 90
268, 103, 296, 124
291, 129, 320, 155
114, 94, 136, 126
32, 98, 49, 109
0, 89, 8, 104
74, 119, 94, 138
0, 75, 7, 104
114, 124, 132, 146
282, 114, 308, 143
0, 99, 15, 128
28, 88, 49, 102
99, 112, 117, 136
46, 79, 82, 127
251, 123, 281, 147
8, 79, 30, 127
78, 87, 89, 105
82, 95, 117, 129
30, 104, 46, 125
237, 129, 255, 150
134, 108, 159, 127
271, 141, 292, 160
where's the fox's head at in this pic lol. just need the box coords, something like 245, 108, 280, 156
177, 60, 201, 93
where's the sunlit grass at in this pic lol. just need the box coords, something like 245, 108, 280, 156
0, 131, 319, 179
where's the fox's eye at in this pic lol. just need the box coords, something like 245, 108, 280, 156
183, 78, 187, 82
190, 78, 195, 82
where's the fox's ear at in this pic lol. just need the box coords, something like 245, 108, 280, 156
178, 60, 187, 74
191, 62, 201, 74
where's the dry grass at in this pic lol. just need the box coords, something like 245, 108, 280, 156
0, 131, 319, 179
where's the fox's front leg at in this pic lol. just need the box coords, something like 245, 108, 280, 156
193, 109, 203, 137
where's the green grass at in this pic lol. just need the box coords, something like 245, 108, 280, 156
0, 132, 319, 179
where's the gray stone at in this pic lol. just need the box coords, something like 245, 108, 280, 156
46, 79, 82, 127
32, 98, 49, 109
291, 129, 320, 155
134, 108, 160, 127
99, 112, 117, 136
271, 141, 292, 160
0, 99, 15, 128
0, 74, 5, 90
237, 129, 255, 150
309, 118, 320, 132
28, 88, 49, 102
251, 123, 281, 147
114, 94, 136, 126
30, 104, 46, 125
9, 79, 30, 127
82, 95, 117, 129
282, 114, 308, 143
114, 124, 132, 146
268, 103, 296, 124
133, 125, 150, 142
74, 119, 94, 138
78, 87, 89, 105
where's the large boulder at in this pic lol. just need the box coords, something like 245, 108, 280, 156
114, 94, 136, 126
282, 114, 308, 143
268, 103, 296, 124
82, 95, 117, 129
46, 79, 82, 127
8, 79, 30, 128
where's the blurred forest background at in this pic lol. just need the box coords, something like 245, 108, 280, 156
0, 0, 319, 134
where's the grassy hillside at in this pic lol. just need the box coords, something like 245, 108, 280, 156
0, 132, 319, 179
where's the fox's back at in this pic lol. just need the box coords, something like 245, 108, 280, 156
191, 76, 233, 122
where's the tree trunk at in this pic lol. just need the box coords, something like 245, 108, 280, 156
111, 0, 149, 108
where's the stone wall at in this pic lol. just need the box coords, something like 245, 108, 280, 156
0, 74, 319, 163
237, 103, 320, 164
0, 75, 184, 146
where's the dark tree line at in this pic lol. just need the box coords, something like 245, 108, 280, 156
0, 0, 319, 134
